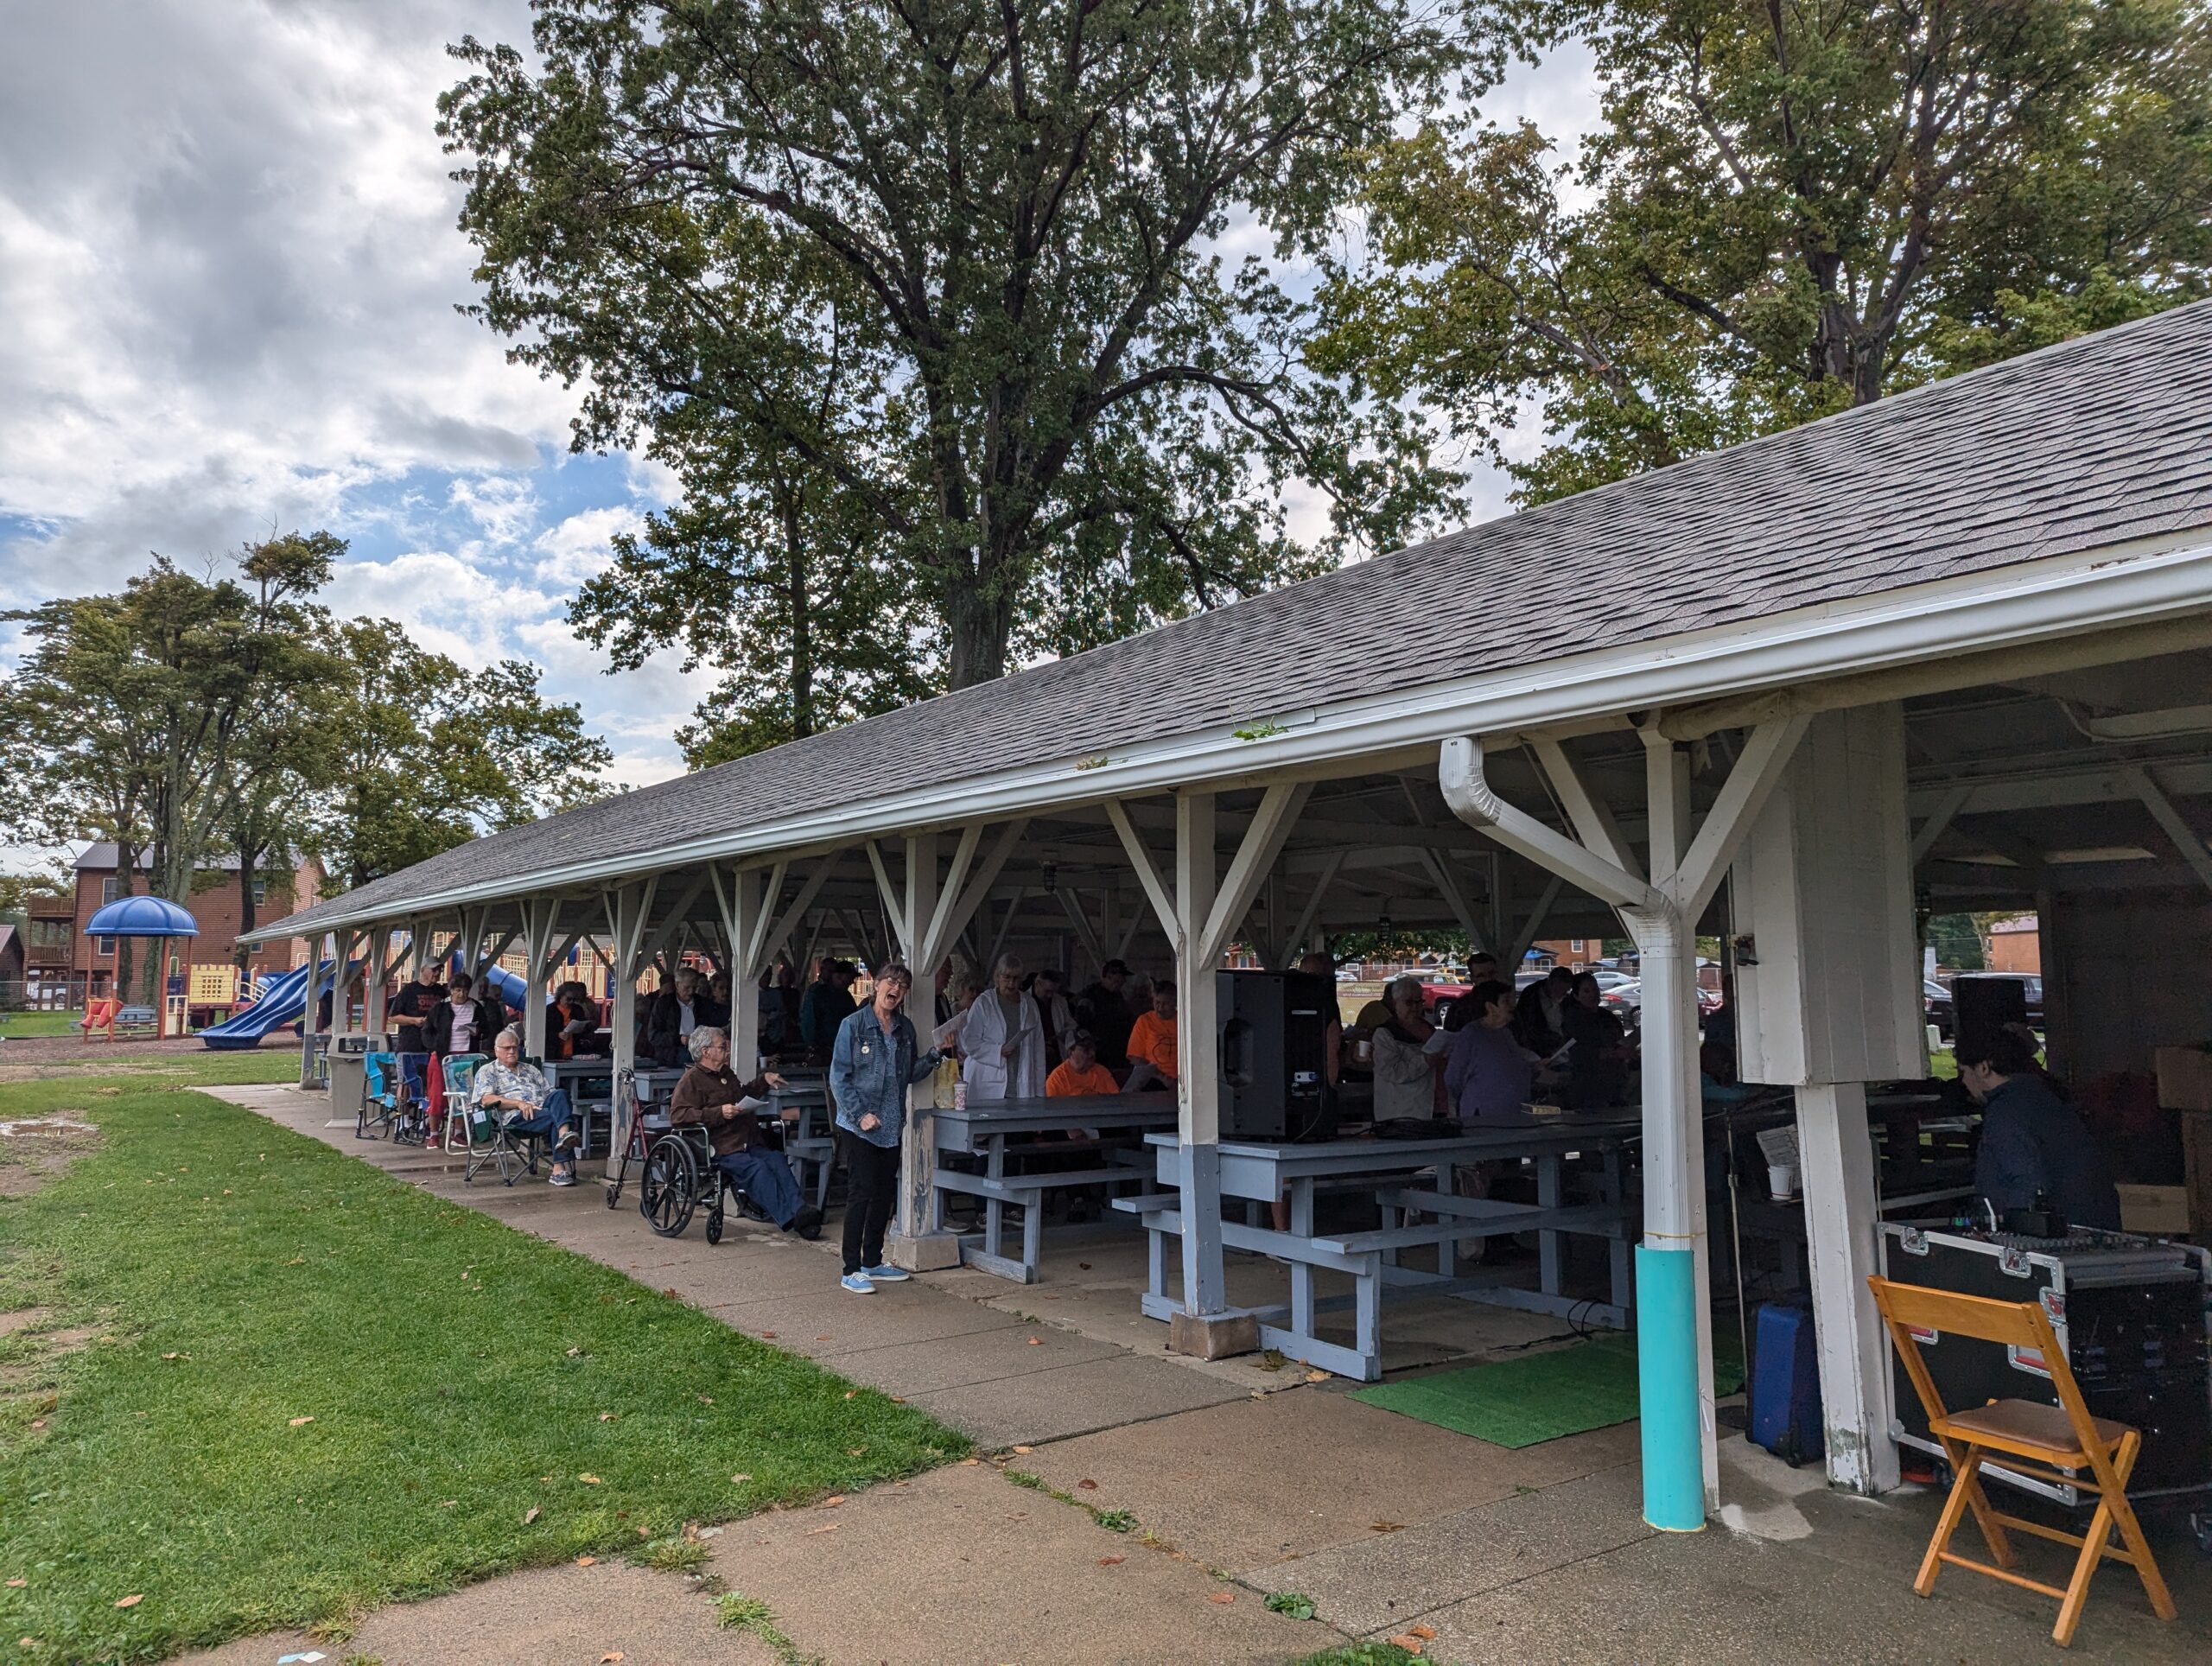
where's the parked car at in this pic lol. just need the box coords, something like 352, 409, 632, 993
1923, 979, 1954, 1042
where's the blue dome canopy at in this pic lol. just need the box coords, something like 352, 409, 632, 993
84, 895, 200, 937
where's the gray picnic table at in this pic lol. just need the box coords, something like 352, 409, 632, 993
930, 1094, 1182, 1282
1120, 1111, 1641, 1381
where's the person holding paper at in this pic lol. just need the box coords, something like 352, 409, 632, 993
670, 1025, 821, 1237
961, 954, 1046, 1101
1444, 981, 1537, 1121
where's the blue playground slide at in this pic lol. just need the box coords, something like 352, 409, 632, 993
200, 959, 531, 1051
200, 963, 322, 1051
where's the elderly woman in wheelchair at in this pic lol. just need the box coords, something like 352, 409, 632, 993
671, 1025, 823, 1239
472, 1027, 583, 1186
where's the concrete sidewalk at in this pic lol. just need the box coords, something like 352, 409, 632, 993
187, 1083, 2212, 1665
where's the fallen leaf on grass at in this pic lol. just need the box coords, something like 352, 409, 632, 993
823, 1496, 845, 1507
804, 1523, 840, 1536
1012, 1445, 1033, 1454
285, 1256, 305, 1266
1408, 1625, 1438, 1640
1097, 1555, 1123, 1566
578, 1473, 602, 1485
160, 1352, 184, 1362
730, 1473, 753, 1484
846, 1447, 867, 1456
960, 1458, 980, 1466
842, 1389, 856, 1400
440, 1499, 457, 1508
114, 1595, 143, 1609
1077, 1478, 1098, 1491
29, 1420, 45, 1431
575, 1555, 597, 1567
889, 1396, 906, 1404
1207, 1592, 1235, 1605
697, 1395, 713, 1405
1027, 1337, 1041, 1345
523, 1507, 541, 1524
565, 1346, 582, 1357
5, 1579, 23, 1588
598, 1412, 615, 1422
288, 1416, 315, 1428
1388, 1637, 1426, 1656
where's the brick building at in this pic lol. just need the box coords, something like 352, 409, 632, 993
20, 845, 324, 1007
1986, 914, 2043, 975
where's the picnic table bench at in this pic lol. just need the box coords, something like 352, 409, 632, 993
1122, 1112, 1640, 1381
930, 1094, 1180, 1282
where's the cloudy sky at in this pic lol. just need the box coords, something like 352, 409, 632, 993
0, 1, 1596, 828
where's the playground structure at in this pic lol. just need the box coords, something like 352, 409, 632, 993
199, 953, 528, 1051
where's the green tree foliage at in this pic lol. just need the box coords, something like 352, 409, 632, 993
568, 233, 933, 766
1927, 912, 1987, 971
312, 620, 615, 889
1319, 0, 2212, 502
439, 0, 1477, 690
1, 549, 613, 924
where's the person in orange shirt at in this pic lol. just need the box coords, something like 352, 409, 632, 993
1124, 981, 1179, 1089
1046, 1032, 1120, 1098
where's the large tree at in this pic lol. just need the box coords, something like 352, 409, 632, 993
568, 228, 935, 764
311, 620, 615, 889
440, 0, 1476, 688
1319, 0, 2212, 502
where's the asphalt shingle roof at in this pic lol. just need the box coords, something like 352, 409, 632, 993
265, 302, 2212, 938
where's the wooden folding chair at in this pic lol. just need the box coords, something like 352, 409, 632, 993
1866, 1275, 2178, 1647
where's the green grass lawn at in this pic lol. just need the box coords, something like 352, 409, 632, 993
1, 1012, 84, 1038
0, 1076, 965, 1662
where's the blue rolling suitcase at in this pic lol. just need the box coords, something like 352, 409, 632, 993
1747, 1300, 1825, 1466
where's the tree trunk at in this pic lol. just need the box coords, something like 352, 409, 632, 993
236, 838, 262, 974
782, 492, 816, 738
112, 838, 137, 1008
944, 564, 1015, 690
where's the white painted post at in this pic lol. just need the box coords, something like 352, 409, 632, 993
888, 832, 965, 1271
728, 867, 766, 1075
1173, 791, 1231, 1322
365, 925, 391, 1040
1797, 1083, 1899, 1491
522, 897, 555, 1059
607, 883, 646, 1150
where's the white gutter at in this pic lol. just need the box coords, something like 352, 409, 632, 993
262, 528, 2212, 937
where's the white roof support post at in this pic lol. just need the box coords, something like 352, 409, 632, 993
1909, 784, 1972, 867
1058, 889, 1108, 972
1106, 799, 1179, 939
887, 832, 963, 1273
714, 865, 766, 1072
636, 873, 709, 972
1418, 849, 1486, 954
1732, 705, 1914, 1498
1172, 789, 1230, 1311
922, 820, 1028, 974
364, 926, 391, 1040
519, 896, 561, 1059
2129, 765, 2212, 894
1279, 850, 1344, 967
1446, 719, 1808, 1529
605, 880, 652, 1153
1199, 781, 1312, 968
1628, 726, 1716, 1529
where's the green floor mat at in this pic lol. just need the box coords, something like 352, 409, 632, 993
1349, 1332, 1746, 1448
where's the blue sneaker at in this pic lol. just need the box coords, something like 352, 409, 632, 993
840, 1271, 875, 1295
862, 1263, 910, 1282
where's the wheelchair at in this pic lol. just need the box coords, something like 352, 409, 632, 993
602, 1071, 775, 1244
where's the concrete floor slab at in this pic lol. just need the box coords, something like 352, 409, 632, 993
1020, 1385, 1641, 1572
181, 1559, 773, 1666
1275, 1460, 1652, 1635
705, 1285, 1031, 1352
910, 1352, 1249, 1450
704, 1459, 1319, 1665
1401, 1516, 2195, 1666
812, 1322, 1126, 1396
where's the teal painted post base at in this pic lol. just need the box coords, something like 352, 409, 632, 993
1636, 1243, 1706, 1531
